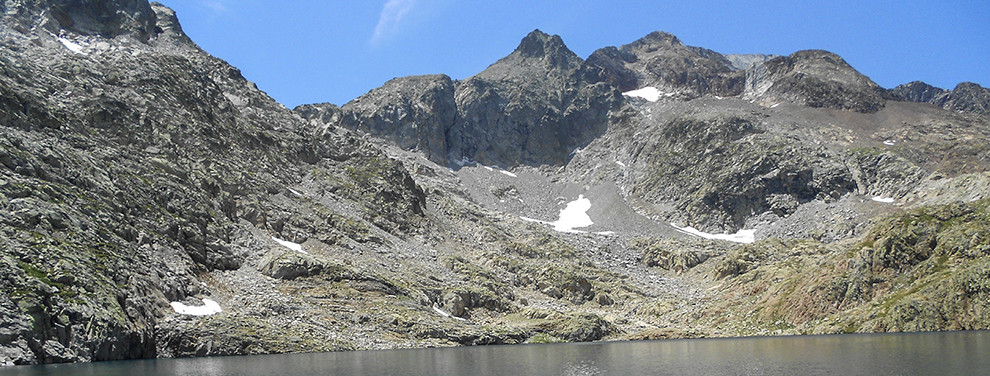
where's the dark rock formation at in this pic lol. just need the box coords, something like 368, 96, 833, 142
889, 81, 950, 103
892, 81, 990, 116
583, 31, 744, 97
1, 0, 159, 40
297, 30, 622, 168
449, 30, 621, 167
337, 75, 456, 163
744, 50, 887, 112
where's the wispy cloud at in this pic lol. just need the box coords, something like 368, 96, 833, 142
371, 0, 416, 44
199, 0, 228, 14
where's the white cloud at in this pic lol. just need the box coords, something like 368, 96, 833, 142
200, 1, 228, 13
371, 0, 416, 44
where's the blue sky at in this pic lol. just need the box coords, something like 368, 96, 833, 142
159, 0, 989, 108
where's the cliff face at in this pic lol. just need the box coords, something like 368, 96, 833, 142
3, 0, 990, 367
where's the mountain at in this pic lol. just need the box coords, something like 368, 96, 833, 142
891, 81, 990, 115
3, 0, 990, 367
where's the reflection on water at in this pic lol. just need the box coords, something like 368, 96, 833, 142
5, 331, 989, 375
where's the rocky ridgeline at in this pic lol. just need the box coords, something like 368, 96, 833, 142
298, 30, 622, 168
892, 81, 990, 115
3, 0, 990, 367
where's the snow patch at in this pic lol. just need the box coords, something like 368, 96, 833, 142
770, 103, 780, 108
883, 140, 896, 146
615, 161, 627, 168
594, 231, 617, 236
58, 37, 87, 55
623, 87, 661, 102
170, 299, 222, 316
670, 223, 755, 244
521, 195, 594, 233
272, 237, 308, 254
499, 170, 517, 178
454, 157, 475, 167
432, 305, 467, 321
872, 197, 896, 203
288, 188, 303, 197
484, 166, 494, 172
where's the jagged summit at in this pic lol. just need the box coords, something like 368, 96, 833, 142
476, 29, 583, 82
514, 29, 575, 60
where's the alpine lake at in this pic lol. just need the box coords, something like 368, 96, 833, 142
3, 330, 988, 375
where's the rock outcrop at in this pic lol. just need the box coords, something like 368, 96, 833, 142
744, 50, 887, 112
583, 31, 744, 97
448, 30, 621, 167
296, 30, 622, 168
335, 75, 456, 163
892, 81, 990, 115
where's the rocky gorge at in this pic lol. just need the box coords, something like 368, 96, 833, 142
2, 0, 990, 366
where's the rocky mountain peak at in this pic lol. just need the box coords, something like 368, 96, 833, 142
1, 0, 159, 40
477, 29, 582, 81
623, 31, 684, 52
890, 81, 950, 103
515, 29, 573, 59
890, 81, 990, 115
583, 30, 742, 97
745, 49, 886, 112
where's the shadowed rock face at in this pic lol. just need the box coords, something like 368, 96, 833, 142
744, 50, 887, 113
2, 0, 159, 39
335, 75, 457, 163
447, 30, 621, 168
297, 30, 622, 168
892, 81, 990, 116
890, 81, 951, 103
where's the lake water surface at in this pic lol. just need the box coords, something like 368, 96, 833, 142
4, 331, 988, 375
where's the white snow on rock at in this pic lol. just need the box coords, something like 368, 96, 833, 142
615, 161, 626, 168
623, 87, 661, 102
58, 37, 87, 54
872, 197, 896, 203
432, 305, 467, 321
454, 157, 475, 167
272, 236, 308, 254
521, 195, 594, 233
670, 223, 756, 244
499, 170, 517, 178
170, 299, 222, 316
883, 140, 896, 146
